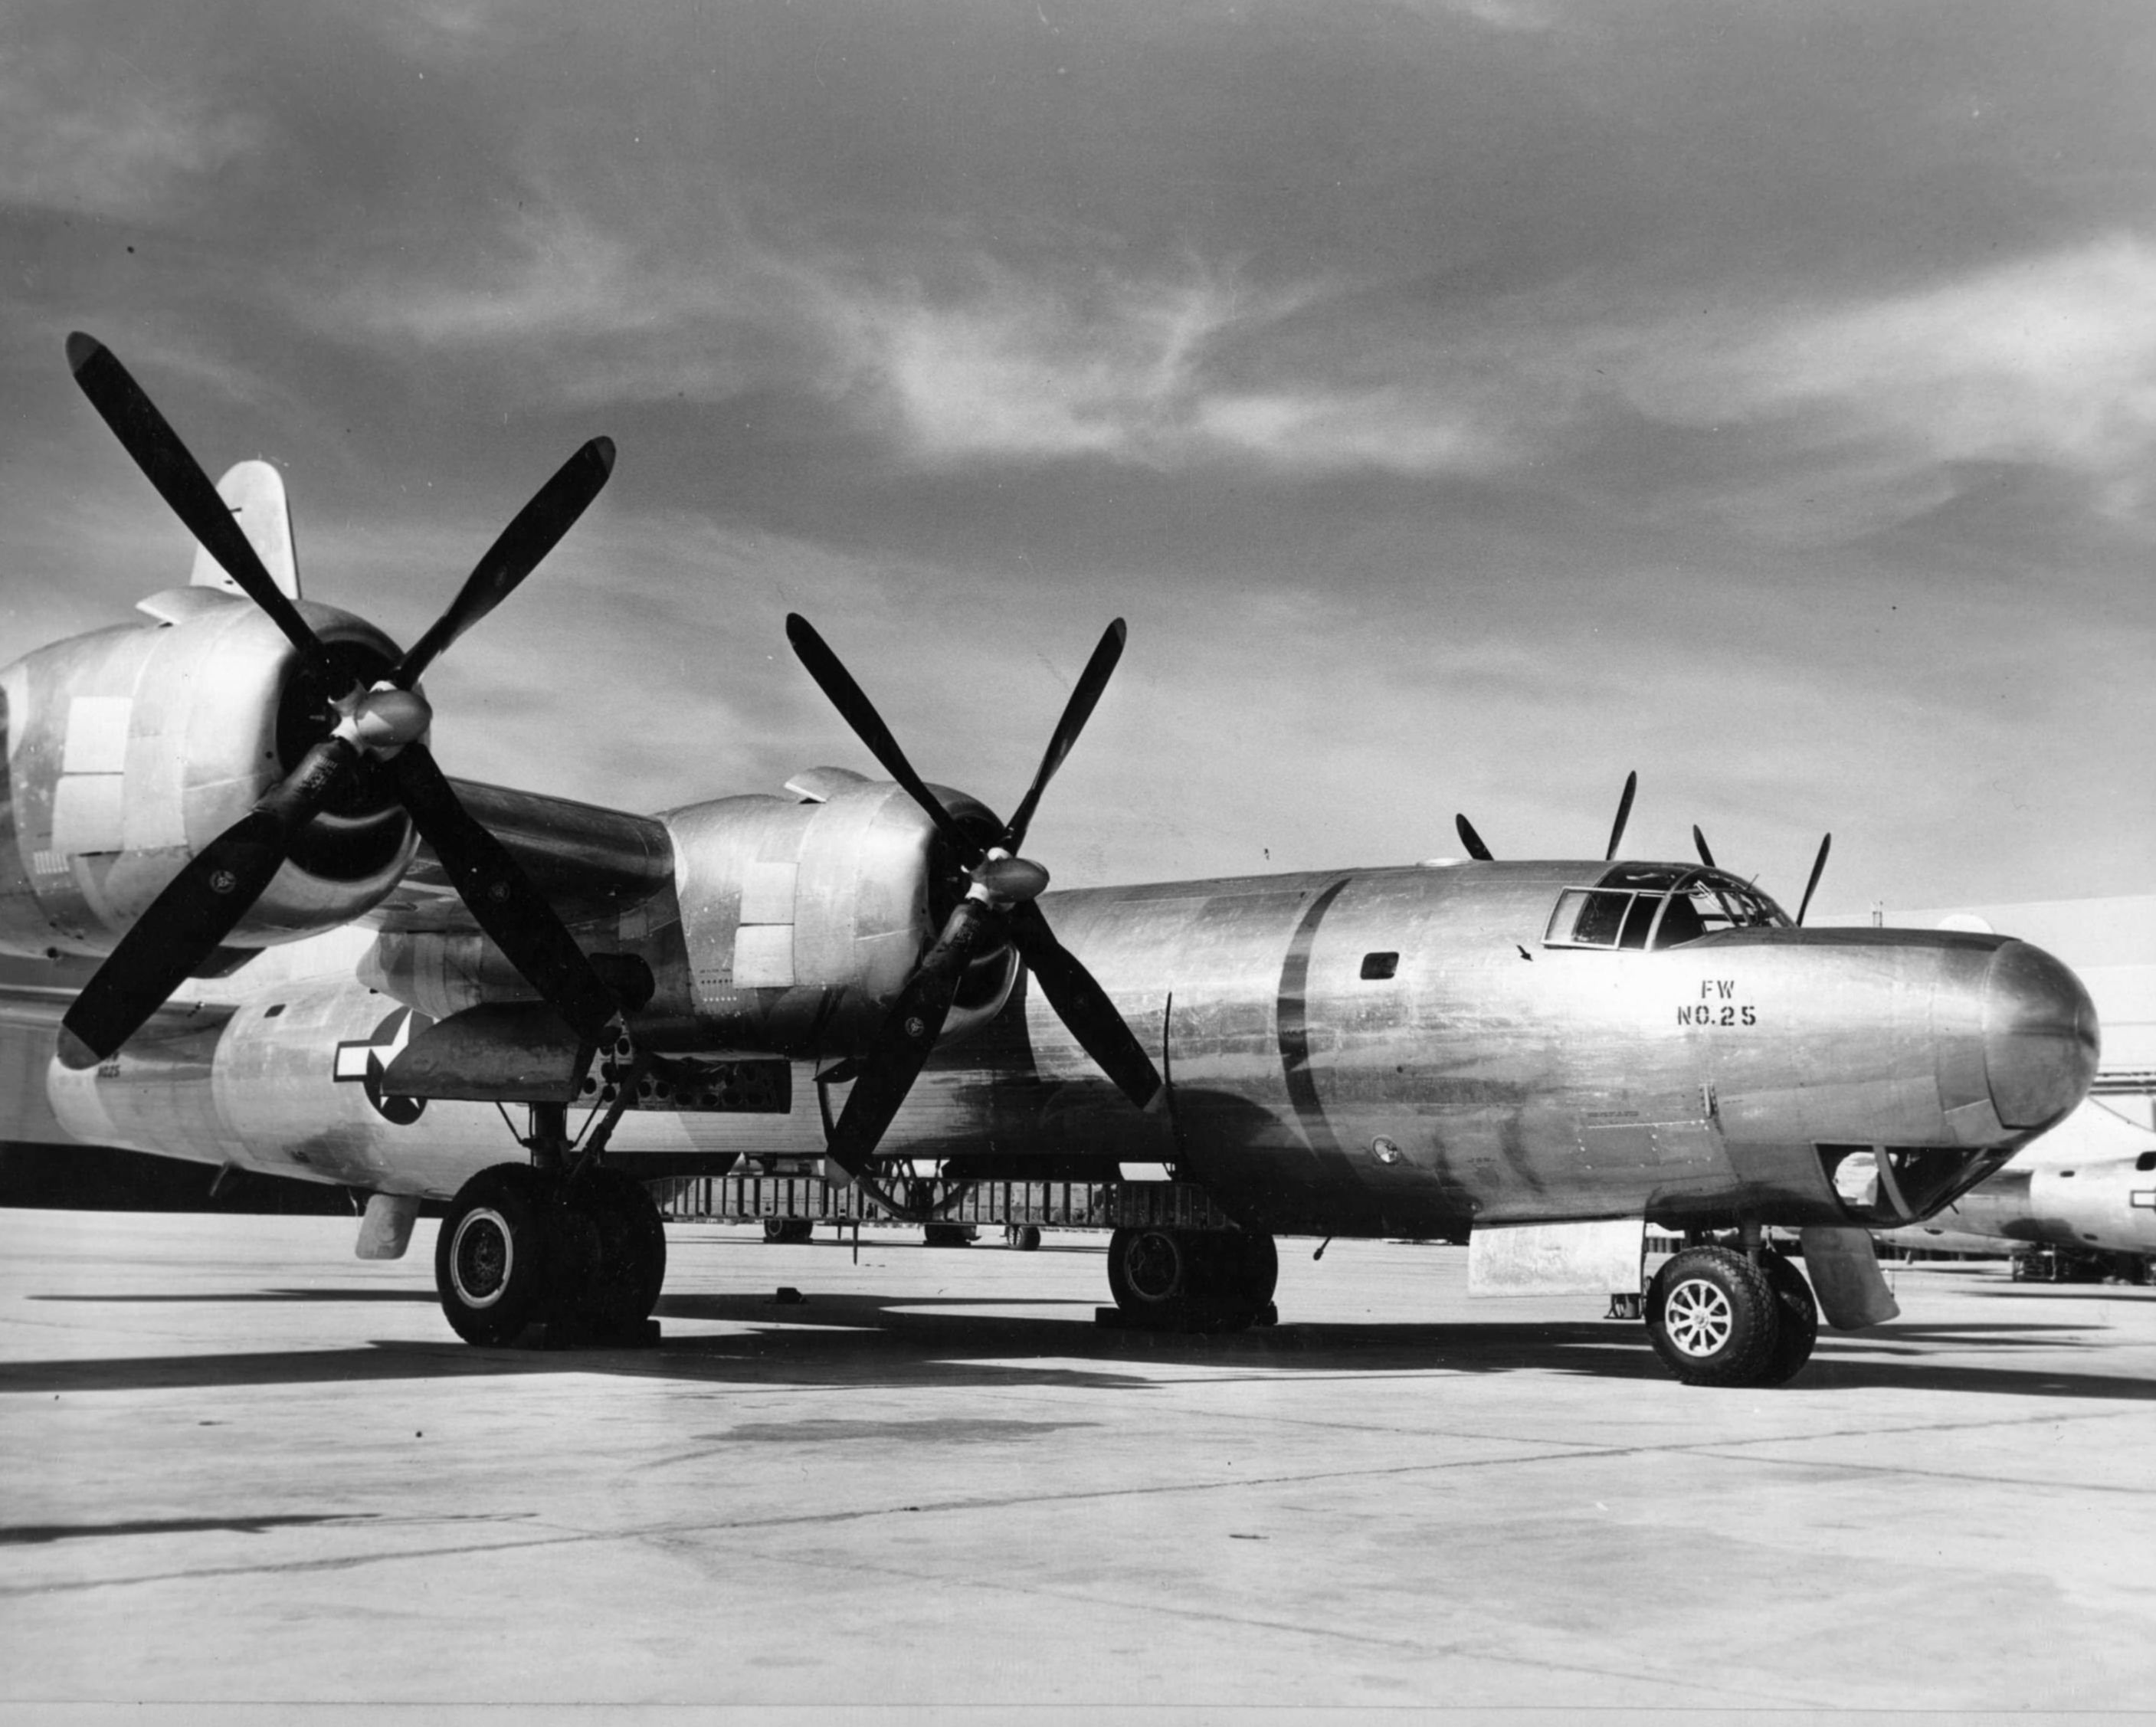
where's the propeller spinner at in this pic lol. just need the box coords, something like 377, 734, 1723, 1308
57, 333, 622, 1068
785, 613, 1162, 1181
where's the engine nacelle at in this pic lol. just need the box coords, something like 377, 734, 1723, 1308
0, 589, 416, 959
660, 768, 1020, 1057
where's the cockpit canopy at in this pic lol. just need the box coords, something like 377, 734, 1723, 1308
1545, 864, 1790, 952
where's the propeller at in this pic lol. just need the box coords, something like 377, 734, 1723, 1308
1604, 769, 1637, 861
1689, 821, 1830, 926
1795, 832, 1832, 926
57, 333, 621, 1070
785, 613, 1162, 1181
1453, 769, 1637, 864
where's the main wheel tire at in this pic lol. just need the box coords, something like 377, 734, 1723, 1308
1756, 1251, 1820, 1386
573, 1168, 667, 1331
1108, 1228, 1264, 1332
1109, 1227, 1190, 1312
1645, 1245, 1779, 1387
436, 1165, 553, 1345
763, 1217, 814, 1244
1225, 1231, 1278, 1306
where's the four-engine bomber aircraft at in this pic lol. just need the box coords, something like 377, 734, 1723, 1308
0, 336, 2102, 1388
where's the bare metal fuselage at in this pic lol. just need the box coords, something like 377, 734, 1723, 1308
911, 862, 2095, 1237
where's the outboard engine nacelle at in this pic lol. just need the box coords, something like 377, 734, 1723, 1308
0, 592, 416, 959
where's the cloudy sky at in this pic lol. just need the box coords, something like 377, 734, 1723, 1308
4, 0, 2151, 915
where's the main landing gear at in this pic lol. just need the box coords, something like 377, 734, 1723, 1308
434, 1075, 670, 1346
1643, 1244, 1819, 1388
1103, 1227, 1278, 1332
435, 1156, 667, 1346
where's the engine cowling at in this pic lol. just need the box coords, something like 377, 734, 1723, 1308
659, 767, 1020, 1057
0, 589, 416, 959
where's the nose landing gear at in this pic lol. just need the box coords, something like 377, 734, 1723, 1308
1643, 1244, 1820, 1387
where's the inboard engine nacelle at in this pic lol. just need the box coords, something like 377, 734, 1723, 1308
0, 592, 417, 959
658, 767, 1021, 1057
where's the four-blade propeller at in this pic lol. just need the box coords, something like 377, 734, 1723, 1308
57, 333, 621, 1070
785, 613, 1162, 1181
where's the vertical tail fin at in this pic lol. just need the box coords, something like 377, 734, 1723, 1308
189, 460, 300, 600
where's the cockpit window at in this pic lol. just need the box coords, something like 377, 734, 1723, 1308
1545, 867, 1790, 952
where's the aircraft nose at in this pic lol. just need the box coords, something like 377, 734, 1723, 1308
1982, 940, 2099, 1130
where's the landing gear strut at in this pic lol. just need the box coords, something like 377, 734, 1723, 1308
1643, 1244, 1818, 1387
1104, 1227, 1277, 1332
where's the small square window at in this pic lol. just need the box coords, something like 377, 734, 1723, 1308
2135, 1151, 2156, 1172
1360, 952, 1399, 980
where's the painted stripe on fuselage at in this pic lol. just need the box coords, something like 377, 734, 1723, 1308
1276, 876, 1365, 1188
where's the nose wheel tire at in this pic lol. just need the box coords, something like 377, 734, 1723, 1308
1645, 1245, 1781, 1387
1756, 1250, 1820, 1386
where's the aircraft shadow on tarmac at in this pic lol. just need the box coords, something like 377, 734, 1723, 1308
34, 1288, 439, 1304
5, 1283, 2153, 1403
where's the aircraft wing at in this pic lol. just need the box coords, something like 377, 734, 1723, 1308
363, 777, 674, 934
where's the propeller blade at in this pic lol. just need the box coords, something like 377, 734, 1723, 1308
58, 738, 359, 1068
1008, 899, 1162, 1110
785, 614, 980, 866
1604, 770, 1637, 861
388, 742, 620, 1042
1692, 824, 1716, 870
823, 900, 1000, 1180
1796, 832, 1832, 927
1455, 813, 1492, 861
66, 333, 326, 670
1001, 619, 1126, 854
392, 437, 617, 689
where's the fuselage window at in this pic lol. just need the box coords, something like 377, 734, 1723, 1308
2138, 1152, 2156, 1172
1360, 952, 1400, 980
1548, 889, 1660, 949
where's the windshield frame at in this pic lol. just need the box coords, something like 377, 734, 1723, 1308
1542, 865, 1791, 952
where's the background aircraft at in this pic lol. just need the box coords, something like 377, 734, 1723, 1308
0, 339, 2102, 1388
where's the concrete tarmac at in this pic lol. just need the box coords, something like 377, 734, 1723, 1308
2, 1210, 2154, 1722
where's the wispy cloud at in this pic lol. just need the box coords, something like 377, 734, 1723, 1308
827, 261, 1515, 477
0, 41, 260, 221
317, 206, 1517, 478
1614, 235, 2156, 529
